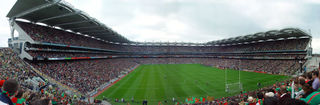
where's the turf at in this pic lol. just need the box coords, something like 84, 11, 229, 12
96, 64, 290, 105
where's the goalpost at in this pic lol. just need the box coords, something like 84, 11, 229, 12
225, 59, 243, 93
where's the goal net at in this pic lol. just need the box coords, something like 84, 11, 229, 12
225, 82, 243, 93
224, 60, 243, 93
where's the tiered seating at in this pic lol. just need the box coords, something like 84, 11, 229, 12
31, 59, 138, 93
18, 21, 309, 53
0, 48, 93, 105
15, 21, 312, 104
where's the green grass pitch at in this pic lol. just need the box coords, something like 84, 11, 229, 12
96, 64, 290, 105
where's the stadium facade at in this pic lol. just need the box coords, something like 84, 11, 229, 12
6, 0, 314, 97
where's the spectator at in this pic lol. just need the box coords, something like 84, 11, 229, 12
263, 93, 278, 105
279, 85, 290, 102
300, 90, 320, 105
295, 78, 306, 99
312, 71, 319, 90
278, 98, 307, 105
0, 79, 19, 105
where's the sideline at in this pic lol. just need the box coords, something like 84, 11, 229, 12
92, 65, 140, 98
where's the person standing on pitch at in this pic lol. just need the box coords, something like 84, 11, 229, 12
142, 99, 147, 105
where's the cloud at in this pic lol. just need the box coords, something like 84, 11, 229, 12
312, 38, 320, 54
112, 11, 190, 42
0, 0, 16, 47
0, 0, 319, 53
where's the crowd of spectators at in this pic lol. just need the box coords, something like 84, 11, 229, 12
27, 51, 110, 58
17, 21, 310, 53
26, 49, 306, 59
0, 48, 95, 105
29, 57, 302, 94
14, 21, 314, 105
0, 48, 36, 83
30, 59, 138, 93
1, 46, 317, 105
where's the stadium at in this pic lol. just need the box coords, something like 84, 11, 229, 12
1, 0, 320, 105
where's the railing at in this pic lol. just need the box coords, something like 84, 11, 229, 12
30, 42, 307, 55
33, 42, 122, 53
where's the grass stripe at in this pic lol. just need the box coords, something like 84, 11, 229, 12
96, 64, 290, 105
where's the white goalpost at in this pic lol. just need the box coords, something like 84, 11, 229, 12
225, 59, 243, 93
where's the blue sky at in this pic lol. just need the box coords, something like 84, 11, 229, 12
0, 0, 319, 53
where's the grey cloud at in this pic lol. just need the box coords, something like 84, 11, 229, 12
0, 0, 319, 52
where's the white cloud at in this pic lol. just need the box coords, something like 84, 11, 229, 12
226, 0, 304, 29
131, 12, 166, 27
312, 38, 320, 54
165, 16, 188, 34
305, 0, 320, 4
0, 0, 319, 53
111, 11, 192, 42
0, 0, 16, 47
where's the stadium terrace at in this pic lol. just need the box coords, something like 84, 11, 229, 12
1, 0, 319, 105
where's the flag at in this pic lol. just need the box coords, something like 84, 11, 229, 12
192, 97, 196, 104
11, 97, 18, 105
257, 99, 263, 105
195, 98, 200, 103
17, 98, 26, 105
291, 81, 295, 98
186, 98, 188, 103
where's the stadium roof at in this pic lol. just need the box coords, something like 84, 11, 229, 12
207, 28, 311, 46
7, 0, 130, 43
7, 0, 312, 46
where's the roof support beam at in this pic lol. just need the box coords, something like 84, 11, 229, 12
79, 30, 107, 33
82, 32, 109, 34
79, 29, 108, 33
12, 0, 62, 18
87, 32, 114, 34
68, 26, 101, 30
91, 35, 118, 38
100, 36, 121, 39
93, 34, 114, 37
38, 11, 81, 22
91, 33, 113, 36
54, 20, 90, 26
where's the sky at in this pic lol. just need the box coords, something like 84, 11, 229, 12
0, 0, 319, 53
